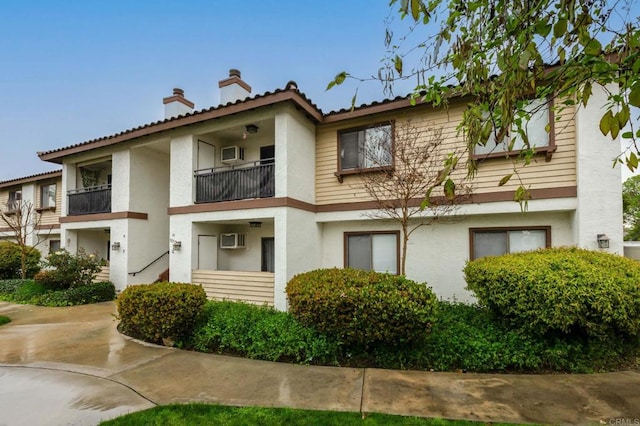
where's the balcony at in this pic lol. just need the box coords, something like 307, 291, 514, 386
67, 184, 111, 216
195, 160, 275, 204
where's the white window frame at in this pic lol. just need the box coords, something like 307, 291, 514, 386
40, 183, 57, 209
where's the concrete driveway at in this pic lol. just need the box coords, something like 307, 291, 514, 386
1, 301, 639, 425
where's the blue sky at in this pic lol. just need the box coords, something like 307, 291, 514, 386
0, 0, 411, 180
0, 1, 638, 181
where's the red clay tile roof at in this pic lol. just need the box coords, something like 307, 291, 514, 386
36, 81, 429, 163
0, 170, 62, 189
38, 84, 324, 163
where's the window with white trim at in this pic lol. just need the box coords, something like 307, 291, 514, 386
345, 232, 398, 274
473, 98, 551, 156
470, 227, 550, 259
339, 123, 393, 172
40, 183, 56, 209
7, 189, 21, 211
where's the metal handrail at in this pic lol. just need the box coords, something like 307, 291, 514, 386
194, 158, 275, 176
128, 250, 170, 276
68, 184, 112, 194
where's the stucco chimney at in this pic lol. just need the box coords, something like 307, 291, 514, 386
218, 69, 252, 105
163, 88, 194, 119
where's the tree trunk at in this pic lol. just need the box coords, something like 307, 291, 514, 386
401, 222, 409, 276
20, 248, 27, 279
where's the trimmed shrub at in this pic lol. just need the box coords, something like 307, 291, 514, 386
0, 241, 40, 279
286, 268, 437, 348
37, 249, 104, 290
0, 315, 9, 326
191, 301, 340, 364
464, 247, 640, 339
116, 282, 207, 344
39, 282, 116, 306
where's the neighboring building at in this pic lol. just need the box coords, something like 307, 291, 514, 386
0, 170, 63, 258
35, 70, 622, 309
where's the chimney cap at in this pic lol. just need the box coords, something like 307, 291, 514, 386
285, 80, 298, 90
229, 69, 241, 78
173, 88, 184, 96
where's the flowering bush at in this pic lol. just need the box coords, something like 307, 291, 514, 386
36, 249, 105, 290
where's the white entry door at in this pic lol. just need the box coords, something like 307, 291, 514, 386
198, 235, 218, 270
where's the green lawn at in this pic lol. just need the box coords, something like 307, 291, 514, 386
100, 404, 522, 426
0, 315, 10, 326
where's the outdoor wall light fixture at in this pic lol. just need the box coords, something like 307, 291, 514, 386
172, 240, 182, 251
245, 124, 259, 134
111, 242, 121, 251
597, 234, 610, 249
249, 221, 262, 228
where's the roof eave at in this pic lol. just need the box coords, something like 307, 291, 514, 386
38, 90, 323, 163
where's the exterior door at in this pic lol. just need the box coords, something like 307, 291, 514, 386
261, 237, 274, 272
198, 235, 218, 270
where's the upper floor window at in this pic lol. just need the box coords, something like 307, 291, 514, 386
339, 122, 393, 173
7, 189, 21, 211
470, 226, 550, 260
40, 183, 56, 209
473, 98, 554, 159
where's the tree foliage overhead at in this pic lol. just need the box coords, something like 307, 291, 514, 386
330, 0, 639, 202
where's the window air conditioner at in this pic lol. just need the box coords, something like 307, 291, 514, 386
221, 146, 245, 164
220, 233, 246, 249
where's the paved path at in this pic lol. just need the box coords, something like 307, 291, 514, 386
1, 301, 639, 425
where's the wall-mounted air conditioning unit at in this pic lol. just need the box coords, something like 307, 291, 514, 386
220, 233, 246, 249
221, 146, 245, 164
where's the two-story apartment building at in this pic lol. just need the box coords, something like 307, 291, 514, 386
37, 70, 622, 310
0, 170, 63, 258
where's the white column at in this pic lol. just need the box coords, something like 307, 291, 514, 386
573, 83, 623, 254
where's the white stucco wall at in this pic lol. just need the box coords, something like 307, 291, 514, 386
320, 210, 575, 302
111, 150, 131, 212
62, 219, 129, 291
573, 83, 623, 254
170, 135, 197, 208
126, 147, 171, 284
276, 208, 322, 310
215, 223, 274, 272
274, 107, 316, 203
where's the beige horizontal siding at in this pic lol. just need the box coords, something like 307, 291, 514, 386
0, 191, 8, 211
192, 270, 274, 306
316, 102, 576, 205
94, 266, 110, 283
37, 177, 62, 226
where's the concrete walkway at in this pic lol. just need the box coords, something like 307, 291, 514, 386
0, 301, 639, 425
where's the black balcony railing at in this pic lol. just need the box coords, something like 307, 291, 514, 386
68, 184, 111, 215
195, 161, 275, 203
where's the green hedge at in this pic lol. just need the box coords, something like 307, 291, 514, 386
191, 301, 339, 364
117, 282, 207, 344
464, 247, 640, 339
286, 268, 437, 348
0, 279, 115, 306
39, 282, 116, 306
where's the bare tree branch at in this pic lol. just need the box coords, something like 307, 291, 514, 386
353, 119, 472, 275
